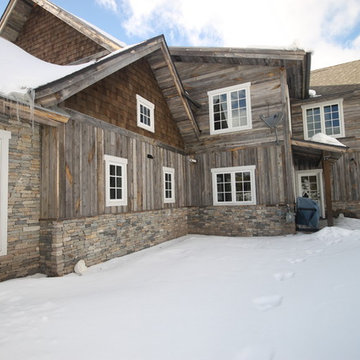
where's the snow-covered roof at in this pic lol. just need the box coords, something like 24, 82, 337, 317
310, 133, 346, 147
0, 37, 94, 101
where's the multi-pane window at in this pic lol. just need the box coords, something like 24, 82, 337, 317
104, 155, 128, 207
302, 99, 344, 139
163, 167, 175, 203
136, 94, 155, 133
0, 129, 11, 256
208, 83, 252, 135
211, 166, 256, 205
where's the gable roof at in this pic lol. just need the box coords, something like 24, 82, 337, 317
0, 34, 199, 140
170, 46, 311, 99
310, 59, 360, 96
0, 0, 124, 52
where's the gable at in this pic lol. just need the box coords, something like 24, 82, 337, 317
64, 58, 185, 150
14, 5, 107, 65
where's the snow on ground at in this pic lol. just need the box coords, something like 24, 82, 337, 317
1, 217, 360, 360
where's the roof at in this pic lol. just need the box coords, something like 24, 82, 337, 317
0, 34, 199, 139
170, 46, 311, 99
0, 0, 124, 52
0, 37, 94, 100
310, 59, 360, 96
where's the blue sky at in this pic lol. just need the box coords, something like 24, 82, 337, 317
1, 0, 360, 69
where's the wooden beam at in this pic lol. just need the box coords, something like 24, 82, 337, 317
280, 68, 295, 203
159, 42, 200, 139
0, 97, 70, 126
322, 156, 334, 226
291, 139, 348, 154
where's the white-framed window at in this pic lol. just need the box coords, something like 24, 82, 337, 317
104, 155, 128, 207
208, 82, 252, 135
211, 165, 256, 205
302, 99, 345, 140
136, 94, 155, 133
163, 167, 175, 203
0, 129, 11, 256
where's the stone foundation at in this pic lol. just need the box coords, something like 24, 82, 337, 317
40, 208, 188, 276
188, 205, 296, 237
0, 114, 41, 282
332, 201, 360, 219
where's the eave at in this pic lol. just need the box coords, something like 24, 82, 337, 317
170, 46, 311, 100
0, 0, 123, 52
291, 138, 348, 163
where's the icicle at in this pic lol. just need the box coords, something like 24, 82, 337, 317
26, 89, 35, 133
16, 100, 20, 123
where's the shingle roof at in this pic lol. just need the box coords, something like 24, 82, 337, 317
310, 59, 360, 96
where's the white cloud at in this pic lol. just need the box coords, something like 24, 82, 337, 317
119, 0, 360, 69
96, 0, 118, 13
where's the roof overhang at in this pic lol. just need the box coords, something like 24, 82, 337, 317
291, 138, 348, 163
170, 46, 311, 100
0, 0, 123, 51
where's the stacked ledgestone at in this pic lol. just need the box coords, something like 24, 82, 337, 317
0, 112, 41, 282
187, 205, 295, 237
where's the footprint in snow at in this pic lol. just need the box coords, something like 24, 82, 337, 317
273, 272, 295, 281
253, 295, 283, 311
306, 249, 323, 255
287, 258, 306, 264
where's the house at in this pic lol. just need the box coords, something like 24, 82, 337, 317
0, 0, 353, 281
291, 60, 360, 220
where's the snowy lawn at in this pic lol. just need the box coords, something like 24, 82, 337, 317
1, 217, 360, 360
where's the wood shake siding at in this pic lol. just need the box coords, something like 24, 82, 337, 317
65, 58, 185, 150
14, 6, 105, 65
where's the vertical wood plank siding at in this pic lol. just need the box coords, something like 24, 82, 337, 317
291, 93, 360, 203
41, 118, 188, 219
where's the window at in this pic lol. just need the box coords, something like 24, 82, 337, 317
208, 82, 252, 135
0, 129, 11, 256
211, 165, 256, 205
302, 99, 345, 140
163, 167, 175, 203
104, 155, 128, 207
136, 94, 155, 133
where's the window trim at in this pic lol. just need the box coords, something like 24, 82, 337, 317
104, 154, 128, 207
136, 94, 155, 133
211, 165, 256, 206
0, 129, 11, 256
301, 99, 345, 140
208, 82, 252, 135
163, 166, 175, 204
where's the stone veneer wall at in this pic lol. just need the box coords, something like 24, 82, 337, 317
40, 208, 188, 276
0, 113, 41, 282
188, 205, 296, 237
332, 201, 360, 218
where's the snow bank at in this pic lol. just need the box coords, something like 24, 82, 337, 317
1, 217, 360, 360
310, 132, 346, 147
0, 38, 94, 101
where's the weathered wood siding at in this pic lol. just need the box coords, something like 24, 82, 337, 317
291, 93, 360, 203
14, 6, 106, 65
41, 117, 188, 220
173, 62, 286, 152
186, 144, 287, 207
291, 93, 360, 150
65, 58, 185, 150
